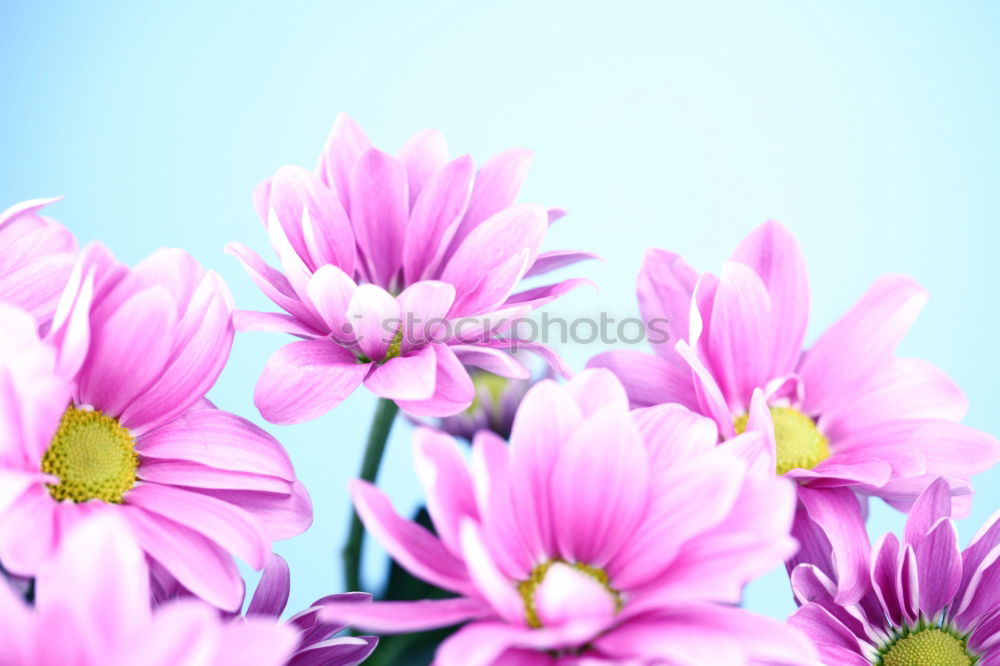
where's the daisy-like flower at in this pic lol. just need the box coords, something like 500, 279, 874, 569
0, 197, 77, 325
0, 244, 311, 611
790, 477, 1000, 666
227, 113, 591, 423
588, 221, 1000, 600
321, 369, 818, 665
0, 513, 299, 666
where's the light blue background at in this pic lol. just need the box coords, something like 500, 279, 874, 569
3, 0, 999, 626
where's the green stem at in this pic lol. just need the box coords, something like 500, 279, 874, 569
343, 397, 400, 594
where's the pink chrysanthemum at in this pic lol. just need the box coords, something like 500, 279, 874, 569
227, 113, 592, 423
588, 221, 1000, 600
0, 245, 311, 611
790, 478, 1000, 666
0, 197, 77, 325
0, 513, 299, 665
321, 369, 818, 665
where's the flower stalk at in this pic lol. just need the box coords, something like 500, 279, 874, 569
343, 398, 400, 593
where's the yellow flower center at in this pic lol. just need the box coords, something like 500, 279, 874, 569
734, 406, 831, 476
516, 559, 623, 629
879, 627, 974, 666
41, 405, 139, 503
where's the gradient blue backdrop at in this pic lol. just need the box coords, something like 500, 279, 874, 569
3, 0, 999, 624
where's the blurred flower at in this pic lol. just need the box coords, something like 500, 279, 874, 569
0, 197, 77, 326
790, 478, 1000, 666
0, 513, 298, 665
227, 113, 592, 424
0, 244, 311, 612
431, 368, 537, 441
588, 221, 1000, 601
236, 554, 377, 666
321, 369, 817, 665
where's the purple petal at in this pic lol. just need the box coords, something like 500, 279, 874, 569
254, 340, 369, 424
403, 155, 475, 282
797, 486, 871, 605
316, 113, 371, 212
246, 553, 290, 618
320, 597, 494, 634
397, 129, 450, 206
586, 349, 696, 409
349, 148, 408, 287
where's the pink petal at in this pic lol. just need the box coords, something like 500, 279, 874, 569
412, 428, 478, 553
246, 553, 290, 618
586, 350, 696, 409
395, 344, 474, 417
563, 367, 630, 417
637, 248, 699, 362
316, 113, 372, 212
349, 148, 408, 287
0, 484, 60, 574
674, 340, 734, 437
213, 617, 299, 666
436, 619, 602, 666
320, 597, 494, 634
703, 261, 775, 411
523, 250, 600, 279
729, 220, 810, 376
76, 286, 176, 418
799, 275, 928, 416
796, 487, 871, 605
459, 521, 524, 624
444, 148, 532, 260
123, 505, 244, 611
136, 405, 295, 480
224, 242, 325, 330
507, 379, 584, 560
451, 345, 529, 379
37, 511, 151, 647
364, 345, 437, 401
345, 283, 400, 362
820, 357, 968, 441
612, 448, 744, 592
395, 280, 455, 354
119, 271, 235, 433
403, 155, 475, 282
233, 310, 323, 337
397, 129, 450, 206
349, 479, 472, 593
551, 404, 649, 566
441, 203, 547, 316
126, 483, 269, 570
137, 460, 289, 493
254, 340, 369, 424
597, 605, 821, 665
469, 432, 534, 579
903, 476, 953, 548
305, 264, 358, 339
198, 480, 313, 541
264, 166, 356, 276
914, 516, 961, 619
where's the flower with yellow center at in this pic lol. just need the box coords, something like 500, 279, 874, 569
41, 405, 138, 503
734, 406, 831, 476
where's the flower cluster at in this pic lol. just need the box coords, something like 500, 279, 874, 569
1, 114, 998, 666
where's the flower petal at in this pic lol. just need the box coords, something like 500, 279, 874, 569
349, 148, 408, 287
254, 340, 369, 424
320, 597, 494, 634
403, 155, 475, 282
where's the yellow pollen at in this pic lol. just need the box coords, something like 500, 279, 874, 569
879, 627, 974, 666
734, 406, 831, 476
41, 405, 138, 503
383, 329, 404, 362
516, 560, 623, 629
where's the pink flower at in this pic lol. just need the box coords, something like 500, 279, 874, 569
790, 478, 1000, 666
227, 113, 592, 423
588, 221, 1000, 600
0, 244, 312, 611
0, 513, 299, 666
0, 197, 77, 326
320, 369, 818, 665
